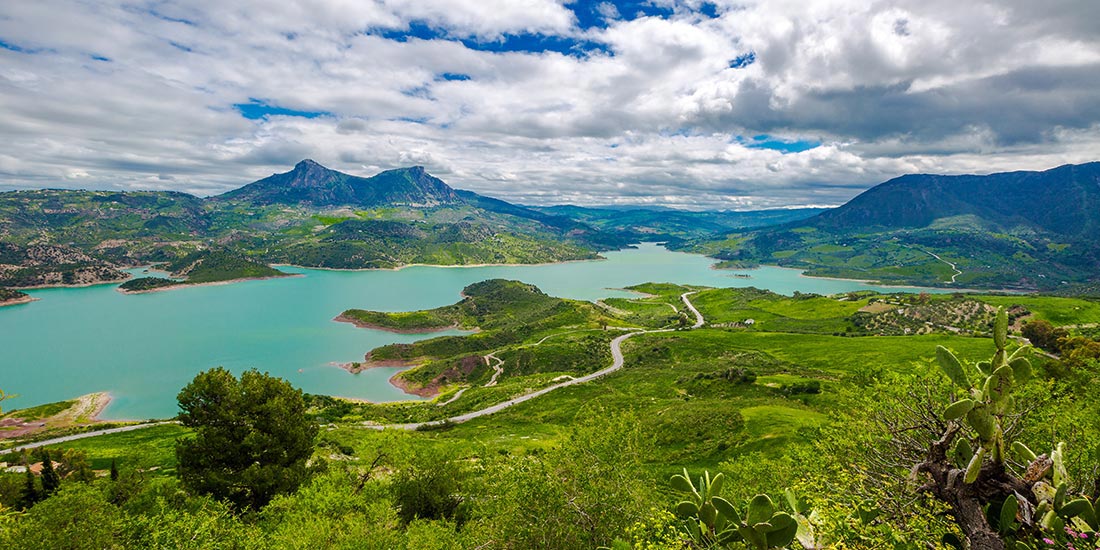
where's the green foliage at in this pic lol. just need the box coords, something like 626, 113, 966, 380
18, 467, 38, 510
935, 307, 1031, 473
1, 483, 120, 550
175, 368, 318, 509
167, 250, 287, 284
117, 277, 177, 292
390, 448, 467, 525
1022, 319, 1068, 353
476, 410, 656, 549
670, 469, 797, 549
38, 450, 61, 496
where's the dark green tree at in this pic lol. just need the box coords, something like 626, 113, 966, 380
18, 467, 38, 510
175, 367, 318, 510
109, 459, 119, 482
1020, 319, 1066, 353
390, 448, 467, 525
38, 450, 60, 496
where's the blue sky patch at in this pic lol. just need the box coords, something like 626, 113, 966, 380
437, 73, 471, 82
234, 100, 330, 120
374, 21, 611, 57
739, 135, 822, 154
168, 41, 193, 53
571, 1, 675, 29
0, 38, 47, 54
729, 51, 755, 69
127, 6, 197, 27
393, 116, 431, 125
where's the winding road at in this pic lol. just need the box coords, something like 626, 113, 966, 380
921, 249, 963, 283
366, 292, 704, 431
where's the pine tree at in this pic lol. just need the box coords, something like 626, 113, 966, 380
38, 449, 61, 496
110, 458, 119, 481
19, 466, 38, 510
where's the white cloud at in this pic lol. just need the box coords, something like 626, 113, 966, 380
0, 0, 1097, 208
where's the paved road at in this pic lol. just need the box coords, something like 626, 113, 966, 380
366, 292, 703, 431
3, 421, 178, 453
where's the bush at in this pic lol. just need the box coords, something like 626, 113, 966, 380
175, 368, 318, 510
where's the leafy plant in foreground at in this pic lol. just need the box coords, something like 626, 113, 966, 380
914, 307, 1099, 550
671, 469, 798, 549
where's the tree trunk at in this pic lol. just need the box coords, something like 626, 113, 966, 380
954, 493, 1005, 550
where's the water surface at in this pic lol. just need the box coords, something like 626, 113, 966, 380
0, 244, 943, 419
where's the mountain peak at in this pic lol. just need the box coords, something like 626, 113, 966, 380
216, 161, 462, 208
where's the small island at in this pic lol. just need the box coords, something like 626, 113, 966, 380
119, 250, 293, 293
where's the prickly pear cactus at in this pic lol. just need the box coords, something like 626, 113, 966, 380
936, 307, 1032, 480
929, 306, 1098, 545
671, 469, 798, 549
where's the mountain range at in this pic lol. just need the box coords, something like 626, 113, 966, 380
0, 160, 820, 289
2, 159, 1098, 292
692, 162, 1100, 291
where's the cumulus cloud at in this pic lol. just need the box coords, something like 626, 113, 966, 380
0, 0, 1097, 208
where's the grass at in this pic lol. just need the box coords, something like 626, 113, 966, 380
973, 295, 1100, 325
33, 424, 190, 474
1, 400, 75, 421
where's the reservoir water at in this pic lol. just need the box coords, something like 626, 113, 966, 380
0, 243, 943, 420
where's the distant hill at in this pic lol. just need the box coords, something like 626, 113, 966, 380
809, 162, 1100, 236
215, 160, 463, 208
533, 205, 826, 244
692, 162, 1100, 291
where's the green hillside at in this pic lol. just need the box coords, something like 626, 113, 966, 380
691, 163, 1100, 291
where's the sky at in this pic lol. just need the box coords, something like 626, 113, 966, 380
1, 1, 1098, 210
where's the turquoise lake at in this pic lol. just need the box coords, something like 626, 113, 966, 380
0, 243, 944, 420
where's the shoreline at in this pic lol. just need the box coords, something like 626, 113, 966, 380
0, 295, 39, 307
335, 356, 419, 374
711, 262, 1032, 295
334, 359, 441, 399
9, 276, 132, 291
333, 313, 460, 334
84, 391, 113, 422
116, 273, 302, 294
388, 373, 439, 398
0, 391, 114, 441
273, 255, 606, 272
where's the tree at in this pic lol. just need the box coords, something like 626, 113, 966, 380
38, 450, 60, 497
18, 467, 38, 510
1020, 319, 1066, 353
390, 447, 467, 525
175, 367, 318, 510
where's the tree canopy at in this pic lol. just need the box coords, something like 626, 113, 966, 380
175, 367, 318, 509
